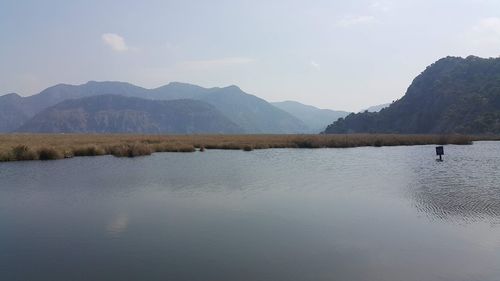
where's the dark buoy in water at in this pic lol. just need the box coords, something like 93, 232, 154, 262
436, 146, 444, 161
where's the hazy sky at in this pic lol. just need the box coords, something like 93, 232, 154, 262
1, 0, 500, 111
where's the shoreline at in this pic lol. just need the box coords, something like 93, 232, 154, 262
0, 134, 494, 162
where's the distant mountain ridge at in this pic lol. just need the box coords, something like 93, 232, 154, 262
361, 103, 390, 113
324, 56, 500, 134
0, 81, 309, 133
0, 93, 31, 132
272, 101, 350, 133
18, 95, 242, 134
149, 83, 309, 133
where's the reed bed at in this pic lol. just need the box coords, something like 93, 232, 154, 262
0, 133, 482, 162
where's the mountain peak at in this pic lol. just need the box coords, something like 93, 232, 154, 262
82, 80, 141, 87
165, 81, 205, 88
0, 93, 21, 99
225, 85, 241, 90
152, 82, 208, 93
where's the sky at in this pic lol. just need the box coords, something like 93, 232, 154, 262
1, 0, 500, 111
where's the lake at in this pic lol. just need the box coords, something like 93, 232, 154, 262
1, 142, 499, 281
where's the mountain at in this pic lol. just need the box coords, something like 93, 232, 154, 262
28, 81, 148, 113
361, 103, 390, 113
18, 95, 243, 134
0, 93, 31, 132
324, 56, 500, 134
149, 83, 309, 133
271, 101, 350, 133
0, 81, 308, 133
8, 81, 149, 119
0, 81, 149, 132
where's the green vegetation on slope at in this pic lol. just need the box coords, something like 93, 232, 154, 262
324, 56, 500, 134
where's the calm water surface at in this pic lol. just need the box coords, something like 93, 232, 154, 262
1, 142, 500, 281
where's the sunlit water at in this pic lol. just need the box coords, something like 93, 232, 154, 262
1, 142, 499, 281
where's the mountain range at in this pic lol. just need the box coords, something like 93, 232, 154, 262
6, 55, 496, 135
272, 101, 349, 133
0, 81, 345, 134
324, 56, 500, 134
17, 95, 243, 134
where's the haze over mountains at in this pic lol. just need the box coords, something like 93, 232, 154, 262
0, 93, 30, 132
18, 95, 243, 134
0, 81, 345, 134
324, 56, 500, 134
3, 56, 499, 135
361, 103, 391, 113
272, 101, 349, 133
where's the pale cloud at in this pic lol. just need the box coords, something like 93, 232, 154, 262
464, 17, 500, 57
337, 15, 376, 27
101, 33, 129, 52
472, 17, 500, 35
371, 1, 390, 12
164, 42, 179, 51
179, 57, 254, 70
310, 60, 320, 70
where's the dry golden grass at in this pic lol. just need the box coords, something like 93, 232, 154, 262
0, 133, 481, 162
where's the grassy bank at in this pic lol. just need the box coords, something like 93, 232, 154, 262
0, 134, 480, 162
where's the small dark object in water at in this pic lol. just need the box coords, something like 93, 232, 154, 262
436, 146, 444, 161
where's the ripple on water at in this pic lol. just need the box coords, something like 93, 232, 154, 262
408, 142, 500, 223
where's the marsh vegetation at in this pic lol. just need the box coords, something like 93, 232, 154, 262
0, 134, 483, 162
